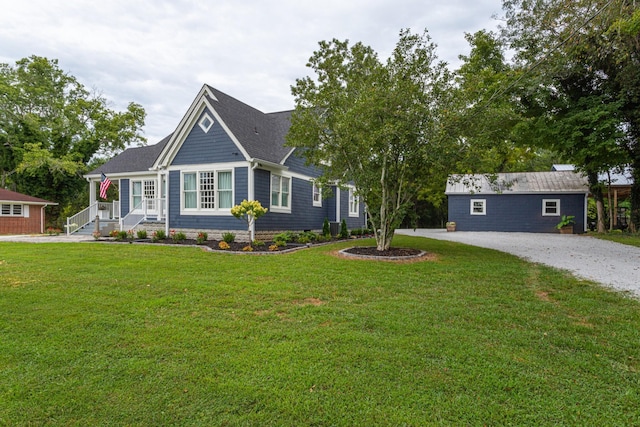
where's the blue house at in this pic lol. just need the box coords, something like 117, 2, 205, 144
78, 85, 366, 240
446, 171, 589, 233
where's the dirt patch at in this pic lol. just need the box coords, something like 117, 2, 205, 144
535, 290, 552, 302
294, 297, 325, 306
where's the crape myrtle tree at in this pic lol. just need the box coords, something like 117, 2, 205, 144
0, 56, 146, 225
287, 29, 454, 251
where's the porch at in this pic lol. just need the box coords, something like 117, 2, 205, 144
66, 199, 166, 236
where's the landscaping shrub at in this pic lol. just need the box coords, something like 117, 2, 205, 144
340, 219, 349, 238
222, 232, 236, 243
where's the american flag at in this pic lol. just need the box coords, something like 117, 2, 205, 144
99, 173, 112, 199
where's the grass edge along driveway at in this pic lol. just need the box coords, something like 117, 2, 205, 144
1, 236, 639, 426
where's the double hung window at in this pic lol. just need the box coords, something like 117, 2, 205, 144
183, 170, 233, 211
271, 174, 291, 211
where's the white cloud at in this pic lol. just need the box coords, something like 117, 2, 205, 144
1, 0, 503, 144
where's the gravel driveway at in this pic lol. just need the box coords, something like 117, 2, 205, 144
397, 229, 640, 298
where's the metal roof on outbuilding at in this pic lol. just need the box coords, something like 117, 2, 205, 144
446, 171, 589, 195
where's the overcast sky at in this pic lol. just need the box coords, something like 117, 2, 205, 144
1, 0, 504, 145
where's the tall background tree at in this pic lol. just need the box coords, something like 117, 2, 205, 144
0, 56, 146, 226
500, 0, 639, 231
288, 29, 454, 250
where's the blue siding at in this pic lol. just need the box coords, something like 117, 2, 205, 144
254, 168, 329, 231
171, 109, 241, 165
338, 187, 367, 229
448, 193, 586, 233
283, 148, 322, 177
234, 167, 248, 205
167, 168, 249, 231
120, 179, 130, 216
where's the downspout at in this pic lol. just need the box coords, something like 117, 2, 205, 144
163, 169, 170, 237
40, 204, 47, 234
249, 161, 259, 241
335, 187, 341, 223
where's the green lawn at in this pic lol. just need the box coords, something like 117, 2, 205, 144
1, 236, 639, 426
590, 231, 640, 248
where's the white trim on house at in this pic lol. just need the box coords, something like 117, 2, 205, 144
179, 167, 235, 216
470, 199, 487, 215
269, 172, 291, 214
348, 186, 359, 217
153, 85, 251, 169
312, 182, 322, 207
542, 199, 561, 216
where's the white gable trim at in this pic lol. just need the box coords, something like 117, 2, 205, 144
152, 85, 251, 170
279, 147, 297, 165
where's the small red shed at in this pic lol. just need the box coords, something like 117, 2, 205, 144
0, 188, 57, 235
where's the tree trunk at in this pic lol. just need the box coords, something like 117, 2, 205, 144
588, 171, 606, 233
630, 162, 640, 233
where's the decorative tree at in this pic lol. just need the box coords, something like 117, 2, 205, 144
230, 200, 268, 242
288, 29, 454, 251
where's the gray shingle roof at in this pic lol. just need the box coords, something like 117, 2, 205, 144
89, 85, 294, 177
446, 171, 589, 195
88, 134, 172, 176
205, 86, 293, 164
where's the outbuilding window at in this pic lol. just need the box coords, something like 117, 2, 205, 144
542, 199, 560, 216
470, 199, 486, 215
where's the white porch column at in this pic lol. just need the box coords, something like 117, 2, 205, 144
89, 178, 96, 204
335, 187, 341, 223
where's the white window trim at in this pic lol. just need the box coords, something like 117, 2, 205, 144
180, 168, 234, 215
348, 187, 359, 217
542, 199, 561, 216
312, 182, 322, 207
131, 179, 156, 212
270, 173, 292, 214
470, 199, 486, 215
0, 203, 24, 217
198, 113, 214, 133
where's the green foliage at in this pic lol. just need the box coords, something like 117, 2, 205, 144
339, 219, 349, 238
0, 56, 146, 223
556, 215, 576, 229
222, 232, 235, 243
322, 218, 331, 237
501, 0, 640, 230
136, 229, 147, 239
171, 230, 186, 243
230, 200, 268, 241
196, 231, 208, 245
273, 231, 297, 245
288, 29, 454, 250
152, 229, 166, 242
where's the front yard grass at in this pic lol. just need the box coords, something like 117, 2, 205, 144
1, 235, 639, 425
590, 231, 640, 248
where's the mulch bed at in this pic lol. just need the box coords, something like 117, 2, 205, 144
343, 246, 423, 257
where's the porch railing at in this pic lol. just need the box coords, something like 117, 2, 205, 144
119, 198, 166, 231
66, 201, 120, 235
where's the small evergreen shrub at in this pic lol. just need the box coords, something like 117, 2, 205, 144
222, 232, 236, 243
340, 219, 349, 238
136, 229, 148, 239
322, 218, 331, 237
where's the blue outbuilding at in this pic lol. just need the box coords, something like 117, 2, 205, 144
446, 171, 589, 233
